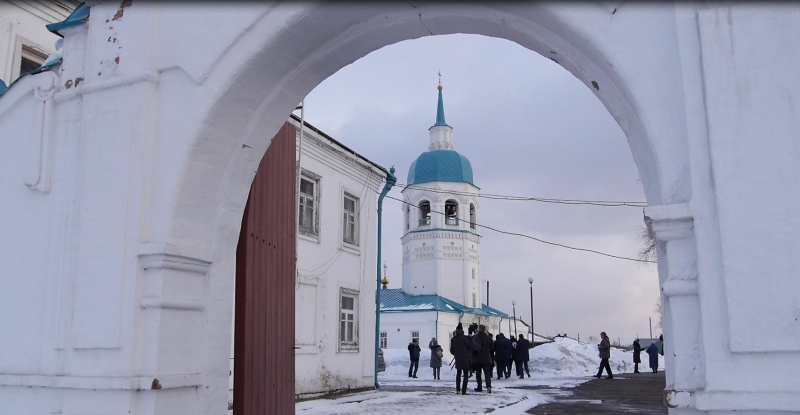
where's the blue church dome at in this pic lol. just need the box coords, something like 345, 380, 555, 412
407, 150, 474, 185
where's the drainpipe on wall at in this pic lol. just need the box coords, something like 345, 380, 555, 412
375, 166, 396, 389
435, 310, 439, 347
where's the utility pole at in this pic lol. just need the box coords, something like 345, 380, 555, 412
528, 277, 534, 343
512, 301, 518, 337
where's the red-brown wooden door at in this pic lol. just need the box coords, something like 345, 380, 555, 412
234, 122, 296, 414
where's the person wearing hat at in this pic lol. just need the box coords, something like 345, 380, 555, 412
594, 331, 613, 379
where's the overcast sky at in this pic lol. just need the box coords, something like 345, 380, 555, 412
302, 34, 660, 344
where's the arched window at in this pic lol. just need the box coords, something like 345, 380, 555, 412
405, 204, 410, 230
419, 201, 431, 226
445, 200, 458, 226
469, 203, 476, 230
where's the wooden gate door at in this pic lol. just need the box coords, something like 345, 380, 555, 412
234, 122, 296, 414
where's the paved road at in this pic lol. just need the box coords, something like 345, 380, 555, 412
524, 372, 667, 414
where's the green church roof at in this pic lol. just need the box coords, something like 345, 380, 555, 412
407, 150, 474, 185
379, 288, 507, 318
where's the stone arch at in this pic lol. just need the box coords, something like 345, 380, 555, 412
165, 3, 692, 411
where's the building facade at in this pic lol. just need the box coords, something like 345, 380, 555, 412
290, 115, 388, 397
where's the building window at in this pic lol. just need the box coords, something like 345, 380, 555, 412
20, 44, 48, 75
472, 293, 477, 308
418, 201, 431, 226
339, 289, 359, 351
469, 203, 476, 230
342, 193, 359, 246
298, 174, 319, 236
380, 331, 388, 349
405, 205, 410, 230
445, 200, 458, 226
411, 331, 420, 343
472, 269, 476, 280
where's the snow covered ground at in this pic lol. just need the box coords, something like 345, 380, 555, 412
290, 337, 665, 415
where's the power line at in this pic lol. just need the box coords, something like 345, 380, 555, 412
396, 183, 647, 208
384, 195, 656, 264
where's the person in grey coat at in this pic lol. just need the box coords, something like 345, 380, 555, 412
449, 327, 473, 395
593, 331, 613, 379
429, 338, 443, 380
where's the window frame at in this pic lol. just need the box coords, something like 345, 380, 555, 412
411, 331, 420, 343
341, 191, 360, 247
445, 199, 459, 226
418, 200, 431, 227
338, 288, 360, 352
380, 331, 388, 349
298, 170, 320, 238
11, 36, 51, 81
469, 203, 477, 230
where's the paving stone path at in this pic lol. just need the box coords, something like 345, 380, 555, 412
524, 372, 667, 414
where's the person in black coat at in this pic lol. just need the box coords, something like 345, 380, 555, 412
449, 327, 473, 395
632, 339, 642, 373
516, 334, 532, 378
493, 333, 511, 380
407, 338, 421, 378
472, 325, 495, 393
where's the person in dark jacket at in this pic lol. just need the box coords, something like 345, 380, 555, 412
467, 323, 479, 377
472, 325, 495, 393
493, 333, 511, 379
450, 328, 473, 395
516, 334, 532, 378
594, 331, 613, 379
429, 338, 443, 380
632, 339, 642, 373
646, 341, 659, 373
407, 338, 421, 378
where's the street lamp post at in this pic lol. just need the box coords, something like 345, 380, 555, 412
512, 301, 518, 337
528, 277, 534, 344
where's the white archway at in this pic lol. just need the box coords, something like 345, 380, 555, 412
15, 3, 800, 414
177, 4, 693, 413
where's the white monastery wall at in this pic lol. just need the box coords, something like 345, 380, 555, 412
0, 2, 798, 413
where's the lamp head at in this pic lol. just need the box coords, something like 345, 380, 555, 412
528, 277, 534, 284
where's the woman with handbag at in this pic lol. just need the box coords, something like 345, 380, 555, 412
429, 338, 444, 380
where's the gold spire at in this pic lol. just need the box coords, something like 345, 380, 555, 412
381, 262, 389, 289
437, 70, 442, 90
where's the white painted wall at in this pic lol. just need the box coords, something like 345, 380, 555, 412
1, 2, 799, 414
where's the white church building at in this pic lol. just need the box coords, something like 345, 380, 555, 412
379, 83, 527, 349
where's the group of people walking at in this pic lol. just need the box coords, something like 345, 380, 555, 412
596, 331, 664, 379
408, 322, 534, 395
409, 325, 664, 394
